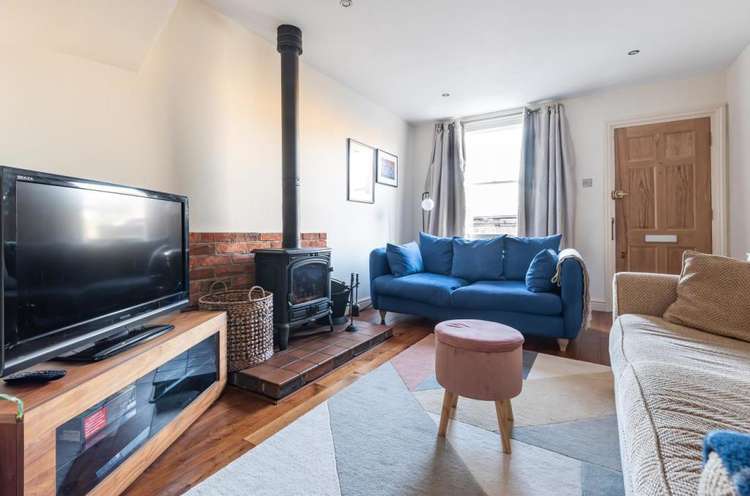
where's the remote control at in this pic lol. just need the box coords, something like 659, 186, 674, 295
2, 369, 67, 385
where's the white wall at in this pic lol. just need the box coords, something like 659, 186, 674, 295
148, 0, 412, 298
727, 44, 750, 260
408, 71, 728, 307
563, 72, 727, 306
0, 45, 174, 192
0, 0, 413, 299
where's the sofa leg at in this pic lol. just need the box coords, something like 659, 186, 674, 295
379, 309, 387, 325
557, 338, 570, 352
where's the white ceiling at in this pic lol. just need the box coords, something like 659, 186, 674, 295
207, 0, 750, 122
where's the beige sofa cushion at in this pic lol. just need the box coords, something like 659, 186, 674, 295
663, 251, 750, 342
610, 314, 750, 496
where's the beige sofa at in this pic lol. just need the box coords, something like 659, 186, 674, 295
610, 272, 750, 496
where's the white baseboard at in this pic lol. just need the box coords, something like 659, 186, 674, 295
590, 299, 611, 313
357, 296, 372, 308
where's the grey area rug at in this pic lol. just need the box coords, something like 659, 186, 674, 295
327, 363, 485, 496
189, 343, 623, 496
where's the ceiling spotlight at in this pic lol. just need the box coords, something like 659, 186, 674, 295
340, 0, 352, 7
441, 92, 451, 97
628, 49, 640, 56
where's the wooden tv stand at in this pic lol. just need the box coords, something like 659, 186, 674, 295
0, 311, 227, 496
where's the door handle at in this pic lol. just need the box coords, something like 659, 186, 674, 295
611, 190, 629, 200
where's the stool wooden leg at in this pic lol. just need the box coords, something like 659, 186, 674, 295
450, 394, 459, 418
505, 399, 514, 423
438, 391, 456, 437
495, 400, 513, 454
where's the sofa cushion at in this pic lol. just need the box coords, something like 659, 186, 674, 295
525, 248, 559, 292
451, 236, 504, 282
451, 280, 562, 315
610, 314, 750, 496
372, 273, 468, 306
386, 241, 423, 277
504, 235, 562, 280
663, 250, 750, 343
419, 232, 453, 275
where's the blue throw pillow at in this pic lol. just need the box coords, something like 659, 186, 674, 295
451, 236, 504, 282
419, 232, 453, 275
386, 241, 424, 277
504, 234, 562, 280
526, 249, 559, 293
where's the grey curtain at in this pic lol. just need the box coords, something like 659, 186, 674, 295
518, 103, 576, 246
424, 120, 466, 237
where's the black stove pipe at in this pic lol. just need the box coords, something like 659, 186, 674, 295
277, 25, 302, 250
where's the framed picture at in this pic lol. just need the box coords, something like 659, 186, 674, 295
376, 149, 398, 187
347, 139, 375, 203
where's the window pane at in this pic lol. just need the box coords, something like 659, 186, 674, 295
466, 182, 518, 216
464, 124, 523, 184
466, 182, 518, 237
463, 119, 523, 237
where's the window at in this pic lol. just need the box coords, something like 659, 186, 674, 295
463, 115, 523, 238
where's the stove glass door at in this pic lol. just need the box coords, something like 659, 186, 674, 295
290, 260, 328, 305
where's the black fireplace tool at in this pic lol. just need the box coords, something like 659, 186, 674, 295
345, 273, 360, 332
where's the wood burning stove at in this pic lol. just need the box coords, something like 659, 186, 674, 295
255, 25, 333, 350
255, 249, 333, 350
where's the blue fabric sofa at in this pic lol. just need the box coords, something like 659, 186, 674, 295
369, 235, 587, 350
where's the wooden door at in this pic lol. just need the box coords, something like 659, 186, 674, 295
614, 117, 711, 274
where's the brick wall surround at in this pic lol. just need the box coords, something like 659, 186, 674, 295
188, 232, 327, 306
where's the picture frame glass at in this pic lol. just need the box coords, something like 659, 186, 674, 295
348, 140, 375, 203
376, 150, 398, 187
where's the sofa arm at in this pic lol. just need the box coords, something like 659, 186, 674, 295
559, 256, 585, 339
369, 247, 390, 308
612, 272, 678, 319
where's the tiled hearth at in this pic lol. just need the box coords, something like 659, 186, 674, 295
230, 320, 393, 401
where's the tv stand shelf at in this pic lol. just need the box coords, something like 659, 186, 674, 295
0, 311, 227, 496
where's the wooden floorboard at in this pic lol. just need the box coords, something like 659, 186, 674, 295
123, 308, 613, 495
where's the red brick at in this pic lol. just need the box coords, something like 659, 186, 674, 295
189, 232, 203, 243
215, 242, 249, 254
301, 239, 327, 248
189, 267, 215, 280
260, 232, 282, 241
318, 233, 327, 240
214, 264, 252, 277
270, 240, 282, 248
190, 255, 229, 268
232, 254, 254, 264
301, 233, 319, 240
190, 243, 212, 256
230, 274, 253, 288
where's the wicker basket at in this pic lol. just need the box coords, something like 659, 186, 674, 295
198, 282, 274, 371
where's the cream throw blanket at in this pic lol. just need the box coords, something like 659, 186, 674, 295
551, 248, 590, 335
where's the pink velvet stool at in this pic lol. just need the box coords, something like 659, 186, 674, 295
434, 319, 524, 454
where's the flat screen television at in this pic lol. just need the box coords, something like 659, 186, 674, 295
0, 167, 189, 377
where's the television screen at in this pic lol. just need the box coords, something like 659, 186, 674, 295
1, 169, 189, 376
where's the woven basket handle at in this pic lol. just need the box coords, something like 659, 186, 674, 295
209, 280, 229, 294
248, 285, 266, 301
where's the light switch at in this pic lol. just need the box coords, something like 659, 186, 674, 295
582, 178, 593, 188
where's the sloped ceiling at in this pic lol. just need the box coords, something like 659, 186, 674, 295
0, 0, 178, 71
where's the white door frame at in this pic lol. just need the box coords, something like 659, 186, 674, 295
601, 104, 728, 311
